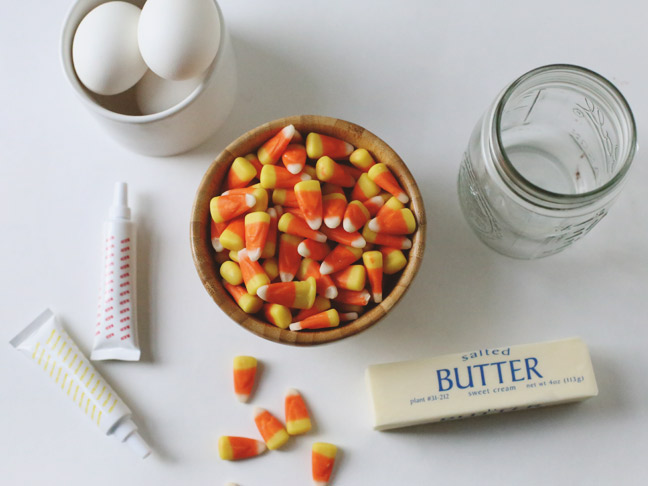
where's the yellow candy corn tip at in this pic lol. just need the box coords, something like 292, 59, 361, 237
287, 417, 312, 435
324, 216, 341, 228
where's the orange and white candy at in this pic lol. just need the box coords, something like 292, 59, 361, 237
298, 258, 338, 299
279, 233, 302, 282
281, 143, 308, 174
210, 193, 256, 224
322, 193, 347, 229
258, 125, 296, 165
260, 164, 311, 189
320, 225, 366, 249
238, 248, 271, 296
253, 407, 290, 450
257, 277, 317, 309
320, 244, 363, 275
218, 436, 266, 461
342, 200, 370, 233
368, 163, 408, 203
294, 180, 323, 230
312, 442, 338, 486
278, 213, 327, 243
284, 388, 312, 435
244, 211, 271, 262
297, 239, 330, 261
306, 132, 354, 160
233, 355, 257, 402
316, 156, 355, 187
289, 309, 340, 331
226, 156, 257, 190
362, 251, 383, 303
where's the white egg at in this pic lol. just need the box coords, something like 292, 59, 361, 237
72, 1, 147, 96
138, 0, 221, 81
135, 69, 204, 115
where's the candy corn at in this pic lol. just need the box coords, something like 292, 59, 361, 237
245, 153, 263, 178
284, 206, 305, 219
368, 163, 409, 203
330, 265, 366, 291
368, 197, 416, 234
245, 211, 271, 261
349, 148, 376, 172
302, 164, 317, 180
218, 436, 266, 461
220, 260, 243, 286
223, 281, 264, 313
342, 200, 370, 233
322, 193, 347, 229
350, 172, 381, 201
289, 309, 340, 331
312, 442, 338, 486
262, 257, 279, 281
363, 193, 390, 217
297, 239, 330, 260
306, 132, 354, 159
260, 207, 279, 259
226, 157, 257, 190
380, 247, 408, 274
320, 225, 366, 249
278, 213, 327, 242
334, 288, 371, 306
253, 407, 290, 450
298, 258, 338, 299
362, 251, 383, 303
294, 296, 331, 321
339, 312, 358, 322
279, 233, 302, 282
320, 244, 363, 275
284, 388, 312, 435
220, 217, 246, 252
256, 277, 316, 309
229, 249, 240, 262
260, 165, 311, 189
211, 219, 228, 252
238, 248, 271, 296
258, 125, 295, 165
295, 180, 323, 230
316, 156, 355, 187
233, 355, 257, 402
210, 193, 256, 223
362, 225, 412, 249
263, 303, 292, 329
282, 143, 307, 174
272, 188, 299, 207
248, 186, 269, 212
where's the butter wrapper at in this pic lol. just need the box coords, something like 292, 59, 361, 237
366, 337, 598, 430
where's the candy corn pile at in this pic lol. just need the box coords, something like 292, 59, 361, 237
210, 125, 417, 331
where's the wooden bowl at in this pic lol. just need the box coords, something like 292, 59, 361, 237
190, 115, 426, 345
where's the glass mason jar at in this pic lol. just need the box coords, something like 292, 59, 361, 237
458, 64, 637, 259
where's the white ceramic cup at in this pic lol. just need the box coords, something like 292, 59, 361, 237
61, 0, 237, 156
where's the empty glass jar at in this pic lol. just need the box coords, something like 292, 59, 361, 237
458, 64, 637, 259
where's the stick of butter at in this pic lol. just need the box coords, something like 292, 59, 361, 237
366, 337, 598, 430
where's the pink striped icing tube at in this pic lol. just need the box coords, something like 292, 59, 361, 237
92, 182, 140, 361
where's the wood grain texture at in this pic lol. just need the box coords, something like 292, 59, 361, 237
190, 115, 426, 345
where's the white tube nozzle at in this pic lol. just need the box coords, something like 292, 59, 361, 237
109, 182, 131, 220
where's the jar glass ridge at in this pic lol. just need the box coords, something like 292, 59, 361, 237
458, 64, 637, 259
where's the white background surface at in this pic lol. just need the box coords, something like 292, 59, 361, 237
2, 1, 648, 484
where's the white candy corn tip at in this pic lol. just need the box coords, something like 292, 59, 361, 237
285, 387, 301, 398
289, 322, 302, 331
247, 248, 261, 262
297, 241, 310, 258
324, 286, 338, 299
307, 217, 322, 231
237, 248, 247, 260
342, 219, 357, 233
256, 285, 269, 300
236, 393, 250, 403
373, 293, 383, 303
314, 232, 327, 243
351, 236, 367, 248
300, 173, 312, 181
267, 207, 277, 218
256, 441, 267, 454
324, 216, 341, 228
244, 194, 256, 207
253, 407, 266, 419
342, 141, 354, 156
286, 163, 302, 175
397, 192, 409, 204
314, 481, 329, 486
340, 312, 358, 321
280, 272, 294, 282
367, 218, 380, 232
402, 239, 412, 250
283, 124, 296, 138
211, 238, 223, 252
319, 261, 333, 275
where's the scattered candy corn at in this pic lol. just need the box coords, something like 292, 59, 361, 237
233, 356, 258, 402
253, 407, 290, 450
284, 388, 312, 435
312, 442, 338, 486
218, 436, 266, 460
209, 125, 418, 331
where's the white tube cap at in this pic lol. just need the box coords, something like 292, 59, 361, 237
109, 182, 131, 220
125, 431, 151, 459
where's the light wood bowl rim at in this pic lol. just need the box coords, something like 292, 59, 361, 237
190, 115, 426, 346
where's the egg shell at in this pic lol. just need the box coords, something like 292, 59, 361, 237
135, 70, 204, 115
138, 0, 221, 81
72, 1, 147, 96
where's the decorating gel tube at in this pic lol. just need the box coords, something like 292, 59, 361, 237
10, 309, 151, 458
92, 182, 140, 361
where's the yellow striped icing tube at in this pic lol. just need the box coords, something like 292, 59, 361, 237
10, 309, 151, 458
